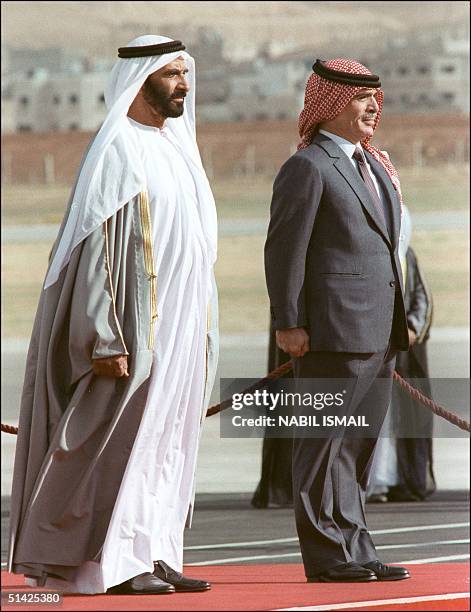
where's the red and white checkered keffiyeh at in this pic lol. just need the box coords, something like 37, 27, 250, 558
298, 58, 402, 202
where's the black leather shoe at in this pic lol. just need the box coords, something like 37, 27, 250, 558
154, 560, 211, 592
362, 560, 410, 581
108, 572, 175, 594
387, 487, 421, 502
366, 493, 388, 503
307, 562, 377, 583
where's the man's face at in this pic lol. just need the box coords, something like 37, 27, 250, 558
320, 89, 380, 144
141, 57, 189, 119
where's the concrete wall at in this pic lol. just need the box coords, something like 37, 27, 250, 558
1, 113, 469, 185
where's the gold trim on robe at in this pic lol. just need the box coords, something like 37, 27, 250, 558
104, 218, 129, 354
139, 191, 158, 349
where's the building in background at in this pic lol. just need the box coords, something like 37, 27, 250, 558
226, 48, 308, 122
375, 21, 470, 114
5, 71, 108, 133
192, 27, 232, 123
1, 45, 109, 134
7, 46, 86, 75
1, 22, 469, 134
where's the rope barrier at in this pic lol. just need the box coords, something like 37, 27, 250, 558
206, 361, 293, 417
207, 362, 470, 433
392, 371, 470, 433
2, 361, 469, 434
2, 423, 19, 435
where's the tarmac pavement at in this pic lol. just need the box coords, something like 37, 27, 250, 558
1, 491, 469, 568
2, 210, 469, 243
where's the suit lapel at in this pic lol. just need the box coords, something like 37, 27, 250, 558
365, 151, 402, 249
314, 135, 396, 247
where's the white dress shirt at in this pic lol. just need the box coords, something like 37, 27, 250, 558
319, 129, 382, 199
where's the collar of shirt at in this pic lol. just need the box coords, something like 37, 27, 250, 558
128, 116, 169, 136
318, 129, 382, 199
318, 129, 360, 166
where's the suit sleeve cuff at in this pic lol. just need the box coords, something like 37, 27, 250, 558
270, 305, 306, 330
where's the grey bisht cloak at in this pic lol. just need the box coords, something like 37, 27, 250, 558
8, 192, 217, 583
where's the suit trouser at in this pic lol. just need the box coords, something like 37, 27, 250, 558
292, 345, 396, 578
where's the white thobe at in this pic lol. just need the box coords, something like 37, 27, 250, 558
36, 118, 212, 593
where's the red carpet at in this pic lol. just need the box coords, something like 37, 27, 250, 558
1, 563, 469, 611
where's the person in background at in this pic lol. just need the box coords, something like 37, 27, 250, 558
251, 325, 293, 509
367, 206, 435, 503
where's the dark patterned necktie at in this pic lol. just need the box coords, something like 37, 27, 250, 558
353, 147, 387, 229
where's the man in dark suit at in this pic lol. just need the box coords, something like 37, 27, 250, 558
265, 59, 411, 583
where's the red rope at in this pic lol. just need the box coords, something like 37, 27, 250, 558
1, 423, 19, 435
207, 362, 470, 433
392, 371, 470, 432
2, 362, 469, 434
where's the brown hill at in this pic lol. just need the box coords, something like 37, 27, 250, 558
1, 1, 469, 62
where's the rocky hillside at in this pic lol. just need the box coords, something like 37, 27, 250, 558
1, 1, 468, 61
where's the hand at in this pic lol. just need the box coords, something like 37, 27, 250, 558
92, 355, 129, 378
276, 328, 310, 358
408, 328, 417, 348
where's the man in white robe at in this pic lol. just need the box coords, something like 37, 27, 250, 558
8, 35, 219, 596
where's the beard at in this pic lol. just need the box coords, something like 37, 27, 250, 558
142, 79, 185, 118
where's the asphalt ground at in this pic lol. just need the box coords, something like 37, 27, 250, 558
1, 491, 469, 570
2, 210, 469, 242
178, 492, 470, 568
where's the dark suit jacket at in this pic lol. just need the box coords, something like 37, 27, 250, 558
265, 132, 409, 353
